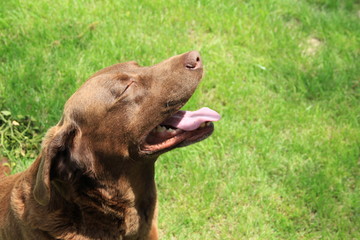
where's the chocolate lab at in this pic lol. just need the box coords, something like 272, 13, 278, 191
0, 51, 220, 240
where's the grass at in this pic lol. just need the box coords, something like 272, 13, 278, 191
1, 0, 359, 239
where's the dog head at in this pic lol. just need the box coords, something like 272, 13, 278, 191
33, 51, 220, 205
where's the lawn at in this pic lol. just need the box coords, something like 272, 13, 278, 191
1, 0, 359, 239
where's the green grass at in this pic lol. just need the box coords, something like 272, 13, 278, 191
1, 0, 359, 239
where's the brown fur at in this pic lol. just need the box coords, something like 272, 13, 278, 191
0, 51, 205, 240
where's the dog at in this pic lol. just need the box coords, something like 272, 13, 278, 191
0, 51, 220, 240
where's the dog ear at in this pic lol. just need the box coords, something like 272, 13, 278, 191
33, 123, 78, 205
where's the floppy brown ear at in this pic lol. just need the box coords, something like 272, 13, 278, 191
33, 123, 77, 206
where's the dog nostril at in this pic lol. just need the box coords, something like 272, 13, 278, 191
186, 63, 196, 69
185, 51, 202, 70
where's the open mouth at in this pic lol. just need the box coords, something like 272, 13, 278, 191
141, 107, 221, 154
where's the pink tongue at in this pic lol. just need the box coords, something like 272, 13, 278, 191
161, 107, 221, 131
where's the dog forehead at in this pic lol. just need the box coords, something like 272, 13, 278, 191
89, 61, 142, 79
66, 62, 142, 107
62, 80, 112, 124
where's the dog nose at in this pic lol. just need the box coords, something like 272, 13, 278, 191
185, 51, 202, 70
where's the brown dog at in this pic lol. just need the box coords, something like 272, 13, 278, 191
0, 51, 220, 240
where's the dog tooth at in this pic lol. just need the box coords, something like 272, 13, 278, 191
166, 128, 174, 132
206, 122, 211, 126
158, 126, 166, 132
200, 123, 206, 128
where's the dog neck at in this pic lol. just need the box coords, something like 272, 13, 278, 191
13, 156, 157, 240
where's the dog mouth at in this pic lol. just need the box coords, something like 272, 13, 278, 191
141, 107, 221, 154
